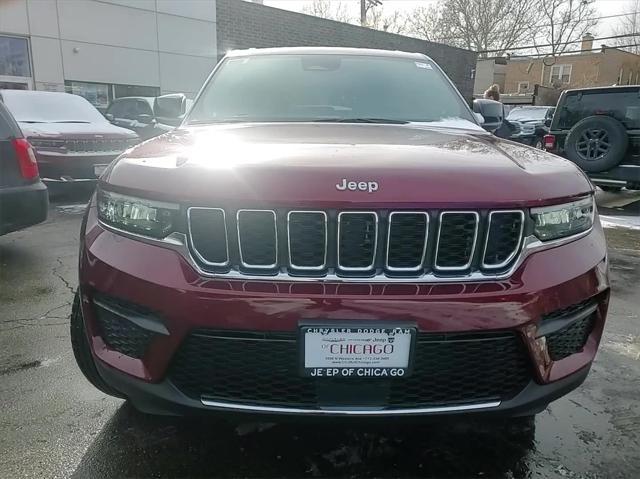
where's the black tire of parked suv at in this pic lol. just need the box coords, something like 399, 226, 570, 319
70, 291, 126, 399
564, 116, 628, 173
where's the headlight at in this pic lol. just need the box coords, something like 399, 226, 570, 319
531, 196, 595, 241
97, 189, 179, 238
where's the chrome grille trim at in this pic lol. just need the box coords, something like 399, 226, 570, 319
236, 209, 278, 269
481, 210, 525, 270
102, 220, 593, 283
187, 207, 230, 267
337, 211, 379, 272
287, 211, 328, 271
385, 211, 429, 272
434, 211, 480, 272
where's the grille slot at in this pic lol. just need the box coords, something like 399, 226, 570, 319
337, 212, 378, 271
287, 211, 327, 270
386, 212, 428, 271
482, 211, 524, 269
237, 210, 278, 269
435, 212, 479, 271
169, 330, 532, 409
188, 208, 228, 266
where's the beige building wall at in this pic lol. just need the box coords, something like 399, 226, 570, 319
503, 49, 640, 94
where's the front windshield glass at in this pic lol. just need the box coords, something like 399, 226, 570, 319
2, 92, 107, 123
187, 54, 475, 125
507, 108, 549, 121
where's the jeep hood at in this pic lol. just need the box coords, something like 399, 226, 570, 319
104, 123, 592, 208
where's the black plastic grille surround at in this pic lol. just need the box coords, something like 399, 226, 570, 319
186, 208, 525, 277
338, 213, 377, 269
542, 298, 597, 361
387, 213, 428, 270
288, 212, 327, 268
435, 212, 478, 269
93, 298, 156, 359
189, 208, 228, 265
168, 330, 532, 409
237, 210, 277, 267
483, 212, 524, 267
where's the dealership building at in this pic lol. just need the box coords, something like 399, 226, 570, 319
0, 0, 476, 110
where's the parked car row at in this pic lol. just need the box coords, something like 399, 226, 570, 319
0, 89, 190, 236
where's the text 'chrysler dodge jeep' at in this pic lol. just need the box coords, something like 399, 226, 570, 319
72, 48, 609, 418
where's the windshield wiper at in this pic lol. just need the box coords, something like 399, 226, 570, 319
20, 120, 45, 123
312, 118, 409, 124
53, 121, 92, 124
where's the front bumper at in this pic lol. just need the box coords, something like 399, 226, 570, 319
79, 204, 610, 416
36, 151, 120, 182
0, 180, 48, 236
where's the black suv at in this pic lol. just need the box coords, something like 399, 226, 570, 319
545, 86, 640, 190
0, 100, 48, 235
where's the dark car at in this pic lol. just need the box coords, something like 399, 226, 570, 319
72, 48, 609, 420
507, 106, 555, 149
0, 90, 139, 185
544, 86, 640, 190
0, 100, 48, 236
105, 94, 192, 140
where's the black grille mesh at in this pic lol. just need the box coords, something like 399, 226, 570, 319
169, 330, 531, 408
93, 300, 156, 359
436, 213, 477, 268
237, 211, 277, 267
546, 314, 595, 360
189, 209, 228, 265
483, 212, 523, 267
338, 213, 377, 269
387, 213, 428, 269
288, 212, 326, 268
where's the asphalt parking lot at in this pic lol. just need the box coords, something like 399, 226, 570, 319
1, 190, 639, 479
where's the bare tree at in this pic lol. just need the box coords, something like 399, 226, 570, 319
367, 8, 408, 34
406, 0, 538, 56
532, 0, 598, 56
302, 0, 353, 24
405, 5, 451, 43
611, 0, 640, 54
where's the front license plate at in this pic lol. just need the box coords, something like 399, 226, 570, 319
94, 164, 108, 177
301, 325, 415, 378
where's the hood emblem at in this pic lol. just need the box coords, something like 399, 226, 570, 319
336, 178, 379, 193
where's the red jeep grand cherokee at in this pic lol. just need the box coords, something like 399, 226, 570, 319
72, 48, 609, 418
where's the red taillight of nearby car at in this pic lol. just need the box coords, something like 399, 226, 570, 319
543, 134, 556, 151
12, 138, 39, 180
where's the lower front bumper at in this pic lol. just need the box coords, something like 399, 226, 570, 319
96, 358, 590, 417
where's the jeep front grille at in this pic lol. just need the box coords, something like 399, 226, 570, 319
187, 208, 525, 278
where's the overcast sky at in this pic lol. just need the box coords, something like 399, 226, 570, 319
264, 0, 631, 39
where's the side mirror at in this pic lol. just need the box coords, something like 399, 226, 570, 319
154, 93, 186, 120
136, 113, 154, 124
105, 113, 114, 122
473, 99, 503, 132
544, 118, 552, 128
474, 112, 485, 125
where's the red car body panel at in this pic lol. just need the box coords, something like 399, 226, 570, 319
103, 124, 591, 208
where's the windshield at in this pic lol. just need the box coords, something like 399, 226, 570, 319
507, 108, 549, 121
187, 54, 475, 125
1, 91, 108, 123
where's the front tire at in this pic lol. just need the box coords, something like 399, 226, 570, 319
70, 291, 125, 398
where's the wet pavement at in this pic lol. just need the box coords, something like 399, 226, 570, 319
0, 191, 638, 479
